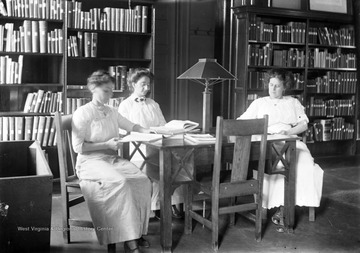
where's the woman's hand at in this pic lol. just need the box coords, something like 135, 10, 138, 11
106, 138, 122, 151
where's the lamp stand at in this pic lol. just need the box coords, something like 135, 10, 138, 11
202, 80, 211, 133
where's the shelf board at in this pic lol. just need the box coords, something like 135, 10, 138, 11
306, 92, 356, 95
67, 28, 151, 36
308, 115, 354, 119
308, 67, 357, 71
308, 44, 356, 49
0, 83, 63, 87
248, 65, 305, 70
67, 57, 151, 62
0, 112, 55, 116
0, 16, 63, 23
249, 40, 305, 46
247, 89, 304, 92
307, 139, 354, 144
0, 51, 63, 56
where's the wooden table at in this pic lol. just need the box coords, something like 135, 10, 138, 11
129, 134, 299, 253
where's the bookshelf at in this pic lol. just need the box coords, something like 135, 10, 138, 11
0, 0, 155, 176
229, 5, 358, 156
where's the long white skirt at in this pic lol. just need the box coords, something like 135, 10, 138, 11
129, 143, 184, 210
76, 153, 151, 245
255, 141, 323, 209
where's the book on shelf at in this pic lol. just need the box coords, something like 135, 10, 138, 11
108, 65, 128, 91
306, 97, 355, 117
309, 27, 355, 46
0, 115, 57, 146
308, 48, 356, 69
184, 133, 216, 144
67, 2, 150, 34
150, 120, 199, 135
23, 89, 63, 113
0, 55, 23, 84
1, 0, 64, 20
0, 21, 63, 54
248, 15, 306, 43
68, 32, 97, 58
307, 71, 357, 94
309, 117, 354, 142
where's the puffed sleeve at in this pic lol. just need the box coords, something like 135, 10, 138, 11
117, 111, 136, 132
237, 99, 260, 120
71, 107, 89, 154
294, 98, 309, 124
118, 99, 129, 119
154, 102, 167, 126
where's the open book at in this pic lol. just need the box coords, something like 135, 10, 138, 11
119, 132, 163, 143
184, 133, 216, 144
150, 120, 199, 135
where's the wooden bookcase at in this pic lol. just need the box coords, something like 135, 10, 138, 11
0, 0, 155, 177
228, 5, 358, 157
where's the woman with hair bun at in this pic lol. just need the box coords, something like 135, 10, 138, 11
238, 69, 323, 232
72, 70, 151, 253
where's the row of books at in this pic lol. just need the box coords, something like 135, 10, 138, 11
67, 32, 97, 57
249, 15, 306, 43
248, 71, 304, 90
308, 48, 356, 69
0, 55, 23, 84
65, 97, 124, 114
0, 21, 64, 54
308, 27, 355, 46
23, 90, 63, 113
0, 0, 64, 20
273, 48, 305, 67
108, 65, 129, 91
307, 118, 354, 142
306, 97, 355, 117
67, 1, 149, 33
307, 71, 357, 94
0, 115, 57, 146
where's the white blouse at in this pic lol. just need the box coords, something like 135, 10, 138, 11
118, 94, 166, 128
238, 96, 309, 134
72, 102, 135, 154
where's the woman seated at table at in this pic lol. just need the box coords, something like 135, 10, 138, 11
237, 69, 323, 231
118, 68, 184, 219
72, 70, 151, 253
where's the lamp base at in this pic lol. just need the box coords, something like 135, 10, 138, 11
202, 89, 211, 133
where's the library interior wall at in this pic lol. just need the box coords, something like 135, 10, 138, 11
154, 0, 216, 124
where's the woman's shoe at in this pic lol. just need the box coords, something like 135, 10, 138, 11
137, 237, 150, 248
124, 242, 142, 253
271, 207, 284, 226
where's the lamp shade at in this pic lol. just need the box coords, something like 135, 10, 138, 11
177, 58, 236, 80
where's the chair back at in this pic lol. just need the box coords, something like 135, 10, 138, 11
54, 112, 77, 183
213, 116, 268, 192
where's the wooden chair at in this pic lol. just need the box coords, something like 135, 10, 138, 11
184, 115, 268, 251
54, 112, 116, 253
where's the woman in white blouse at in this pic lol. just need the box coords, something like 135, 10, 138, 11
119, 68, 183, 219
72, 70, 151, 253
238, 69, 323, 231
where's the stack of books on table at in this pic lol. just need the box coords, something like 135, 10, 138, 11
185, 134, 216, 144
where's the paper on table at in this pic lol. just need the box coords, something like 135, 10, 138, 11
150, 120, 199, 135
119, 132, 163, 143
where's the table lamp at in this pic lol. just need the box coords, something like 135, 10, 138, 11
177, 58, 236, 133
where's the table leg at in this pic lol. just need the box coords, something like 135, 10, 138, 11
284, 140, 296, 232
159, 149, 172, 253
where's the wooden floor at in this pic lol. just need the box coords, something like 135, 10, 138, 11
49, 156, 360, 253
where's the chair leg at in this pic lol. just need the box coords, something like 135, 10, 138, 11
184, 184, 193, 235
107, 243, 116, 253
62, 191, 71, 243
229, 197, 236, 227
255, 193, 263, 242
309, 207, 315, 222
211, 198, 219, 251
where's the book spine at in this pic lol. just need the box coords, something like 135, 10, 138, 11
15, 116, 24, 140
42, 115, 51, 146
39, 20, 47, 53
36, 115, 46, 144
9, 116, 15, 141
24, 116, 33, 140
90, 32, 97, 58
141, 6, 148, 33
2, 116, 9, 141
47, 116, 56, 146
23, 20, 32, 53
